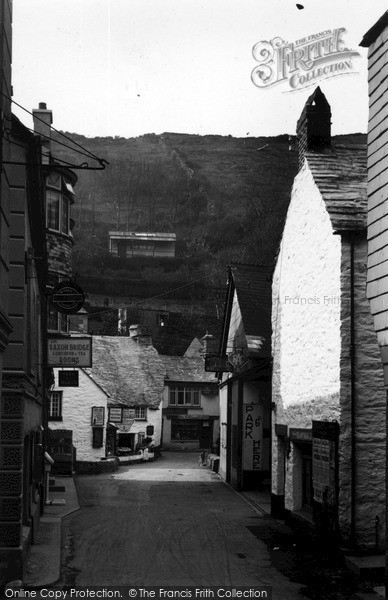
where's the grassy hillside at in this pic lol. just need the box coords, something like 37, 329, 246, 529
50, 131, 366, 352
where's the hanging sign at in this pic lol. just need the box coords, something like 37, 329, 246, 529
48, 337, 92, 367
51, 280, 85, 314
205, 355, 234, 372
228, 349, 250, 372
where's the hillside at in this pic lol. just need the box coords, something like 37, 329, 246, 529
52, 132, 300, 271
50, 131, 366, 352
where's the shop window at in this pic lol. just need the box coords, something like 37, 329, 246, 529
171, 419, 199, 441
49, 391, 63, 420
169, 386, 201, 407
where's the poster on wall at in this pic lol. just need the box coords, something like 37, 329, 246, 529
312, 420, 338, 505
242, 403, 263, 471
91, 406, 105, 426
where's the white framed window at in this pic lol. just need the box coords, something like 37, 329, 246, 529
134, 406, 146, 420
169, 386, 200, 407
49, 391, 63, 420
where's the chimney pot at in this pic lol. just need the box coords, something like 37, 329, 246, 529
296, 86, 331, 170
39, 102, 47, 109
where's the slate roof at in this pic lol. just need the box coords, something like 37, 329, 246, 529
163, 355, 218, 384
227, 263, 273, 357
305, 140, 367, 232
84, 336, 165, 408
184, 337, 204, 358
360, 11, 388, 47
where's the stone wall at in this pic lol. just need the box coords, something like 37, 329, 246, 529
339, 236, 386, 549
47, 232, 73, 278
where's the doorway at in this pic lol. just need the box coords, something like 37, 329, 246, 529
199, 421, 213, 449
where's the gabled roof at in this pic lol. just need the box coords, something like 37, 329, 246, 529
163, 355, 217, 384
84, 335, 165, 408
184, 337, 204, 358
305, 139, 367, 232
220, 263, 272, 358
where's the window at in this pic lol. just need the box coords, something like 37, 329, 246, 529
171, 419, 199, 441
47, 190, 60, 230
169, 386, 200, 407
134, 406, 146, 420
61, 196, 69, 234
49, 391, 63, 420
46, 189, 70, 235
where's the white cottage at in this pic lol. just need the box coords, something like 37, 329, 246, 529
85, 334, 165, 455
161, 339, 219, 451
49, 368, 109, 464
271, 87, 386, 551
49, 333, 165, 468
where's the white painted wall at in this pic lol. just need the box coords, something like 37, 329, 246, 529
113, 401, 163, 446
162, 386, 219, 450
49, 368, 108, 462
271, 162, 341, 510
272, 162, 342, 419
219, 384, 228, 481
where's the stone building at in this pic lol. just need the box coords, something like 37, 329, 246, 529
0, 115, 48, 582
271, 87, 385, 550
32, 103, 78, 335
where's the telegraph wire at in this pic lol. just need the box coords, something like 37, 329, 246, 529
63, 272, 219, 330
0, 91, 109, 169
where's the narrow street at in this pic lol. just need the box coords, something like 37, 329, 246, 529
53, 452, 368, 600
57, 452, 303, 598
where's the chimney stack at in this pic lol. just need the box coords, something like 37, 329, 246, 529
32, 102, 53, 164
296, 86, 331, 170
201, 331, 215, 356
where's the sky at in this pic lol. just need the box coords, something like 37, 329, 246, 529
11, 0, 388, 139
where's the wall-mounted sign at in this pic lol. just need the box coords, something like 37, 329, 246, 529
312, 420, 338, 506
109, 408, 123, 423
48, 337, 92, 367
91, 406, 105, 426
243, 403, 263, 471
51, 280, 85, 314
123, 408, 136, 418
58, 370, 79, 387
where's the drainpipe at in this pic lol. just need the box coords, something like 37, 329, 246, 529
350, 236, 356, 547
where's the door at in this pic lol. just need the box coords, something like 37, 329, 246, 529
199, 421, 213, 449
106, 425, 117, 456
